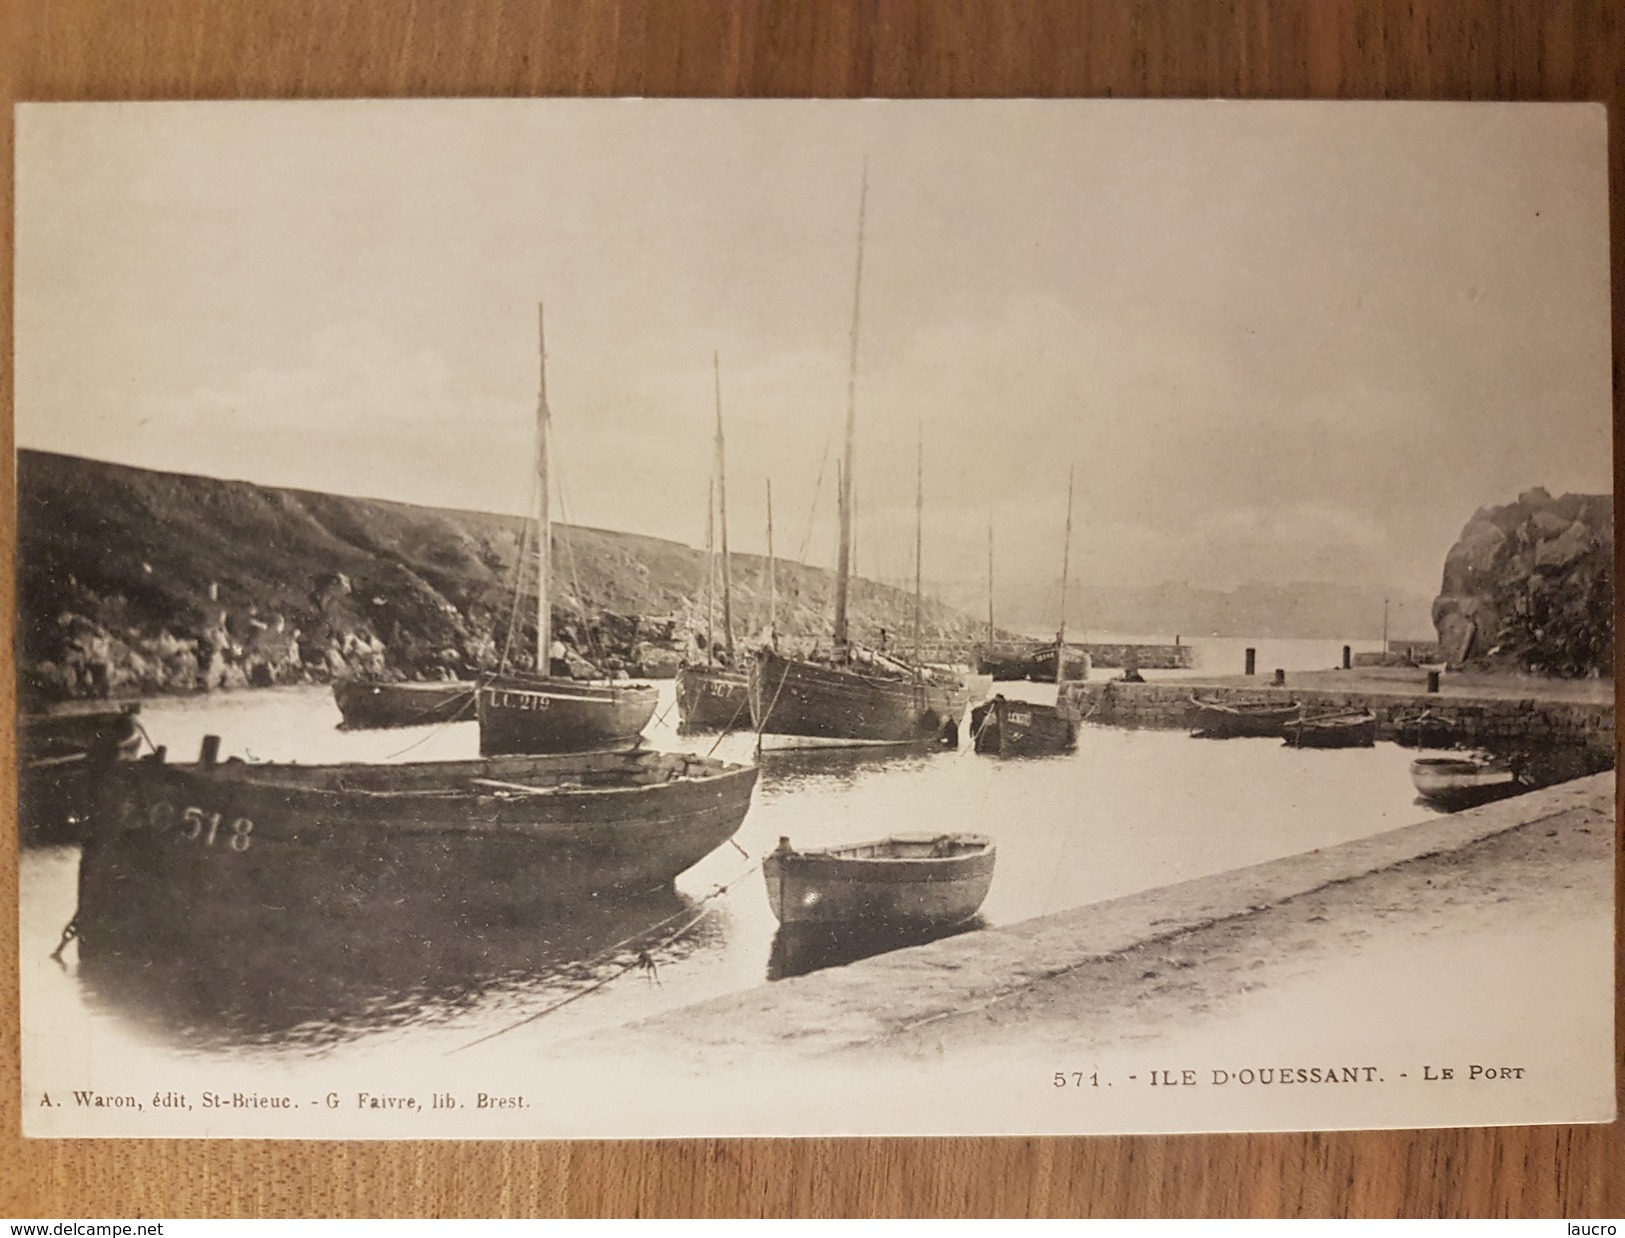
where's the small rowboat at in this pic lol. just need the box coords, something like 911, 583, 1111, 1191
763, 833, 996, 928
971, 695, 1077, 757
1409, 756, 1522, 811
1390, 709, 1468, 750
333, 679, 475, 730
1188, 696, 1302, 739
1284, 708, 1378, 749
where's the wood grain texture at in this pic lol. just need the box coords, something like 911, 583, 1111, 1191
2, 0, 1621, 1218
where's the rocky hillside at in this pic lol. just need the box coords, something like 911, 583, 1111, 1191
1432, 487, 1613, 678
17, 450, 1005, 702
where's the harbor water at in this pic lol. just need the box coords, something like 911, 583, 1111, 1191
21, 650, 1446, 1074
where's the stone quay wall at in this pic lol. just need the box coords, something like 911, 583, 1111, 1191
1065, 680, 1615, 759
1079, 642, 1198, 670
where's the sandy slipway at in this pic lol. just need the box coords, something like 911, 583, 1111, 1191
578, 772, 1615, 1064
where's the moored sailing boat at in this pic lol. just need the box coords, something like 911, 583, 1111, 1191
477, 307, 659, 756
971, 468, 1083, 757
748, 173, 967, 749
676, 354, 751, 731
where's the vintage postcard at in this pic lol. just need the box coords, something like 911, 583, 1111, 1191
13, 98, 1614, 1138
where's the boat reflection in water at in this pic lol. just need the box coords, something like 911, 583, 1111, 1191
1408, 739, 1611, 814
767, 915, 986, 982
74, 873, 718, 1051
756, 743, 936, 793
70, 732, 755, 1049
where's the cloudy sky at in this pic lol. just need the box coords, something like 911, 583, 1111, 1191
15, 99, 1612, 614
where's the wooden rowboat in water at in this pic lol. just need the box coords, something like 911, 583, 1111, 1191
1188, 695, 1302, 739
1409, 755, 1522, 811
1284, 708, 1378, 749
75, 736, 759, 946
763, 832, 996, 928
332, 679, 475, 730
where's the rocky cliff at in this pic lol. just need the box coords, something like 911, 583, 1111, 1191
1432, 487, 1613, 678
16, 451, 1004, 703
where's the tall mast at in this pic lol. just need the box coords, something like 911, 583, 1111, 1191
766, 478, 776, 648
833, 166, 868, 650
535, 303, 552, 675
987, 518, 994, 643
714, 353, 735, 662
913, 425, 923, 668
703, 476, 715, 666
1055, 465, 1075, 686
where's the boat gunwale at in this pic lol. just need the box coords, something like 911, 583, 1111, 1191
115, 751, 757, 803
1295, 708, 1378, 726
1188, 694, 1304, 716
754, 647, 966, 694
772, 833, 995, 865
479, 678, 661, 703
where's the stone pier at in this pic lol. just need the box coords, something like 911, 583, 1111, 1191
1065, 670, 1614, 761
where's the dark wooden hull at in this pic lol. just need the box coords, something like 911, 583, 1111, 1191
763, 833, 995, 927
1021, 645, 1091, 684
19, 706, 141, 846
977, 646, 1089, 683
75, 748, 759, 948
970, 696, 1077, 756
675, 664, 752, 731
332, 679, 475, 729
1188, 697, 1302, 738
977, 651, 1033, 681
477, 676, 658, 755
1285, 711, 1378, 749
1390, 711, 1469, 750
749, 648, 968, 747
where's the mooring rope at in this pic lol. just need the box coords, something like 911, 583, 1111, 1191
443, 853, 765, 1056
752, 656, 795, 759
377, 687, 482, 760
705, 689, 753, 758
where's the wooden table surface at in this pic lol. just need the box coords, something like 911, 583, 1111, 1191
2, 0, 1621, 1218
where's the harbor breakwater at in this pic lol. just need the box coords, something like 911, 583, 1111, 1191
1065, 678, 1615, 763
920, 639, 1197, 670
1078, 642, 1197, 670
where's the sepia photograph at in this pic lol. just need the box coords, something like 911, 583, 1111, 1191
12, 97, 1614, 1139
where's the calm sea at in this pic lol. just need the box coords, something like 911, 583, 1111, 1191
20, 646, 1444, 1075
